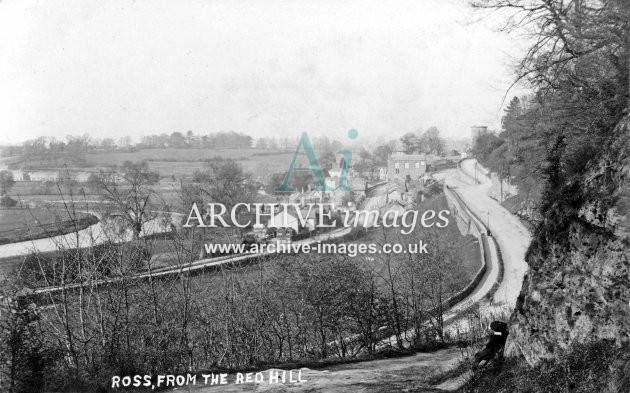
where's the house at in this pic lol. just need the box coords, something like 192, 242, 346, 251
290, 191, 327, 206
74, 171, 92, 183
328, 169, 342, 178
378, 200, 408, 219
267, 206, 318, 241
252, 192, 279, 214
325, 176, 338, 190
10, 170, 25, 181
386, 188, 405, 204
387, 152, 428, 181
234, 210, 271, 241
29, 171, 59, 182
377, 167, 387, 180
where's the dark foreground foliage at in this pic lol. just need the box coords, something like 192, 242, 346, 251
462, 341, 630, 393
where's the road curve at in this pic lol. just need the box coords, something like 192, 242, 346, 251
190, 166, 531, 392
443, 160, 530, 311
24, 165, 529, 333
17, 167, 530, 392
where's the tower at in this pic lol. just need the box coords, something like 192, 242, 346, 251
470, 126, 488, 146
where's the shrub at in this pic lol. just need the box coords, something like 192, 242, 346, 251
463, 340, 629, 393
0, 195, 17, 208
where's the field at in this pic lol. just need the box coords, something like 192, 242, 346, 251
0, 207, 97, 245
85, 148, 296, 180
86, 147, 276, 163
1, 148, 300, 211
1, 148, 298, 181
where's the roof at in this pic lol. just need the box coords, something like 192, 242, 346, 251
379, 200, 408, 214
387, 185, 406, 194
298, 206, 318, 219
389, 154, 427, 162
253, 193, 278, 204
237, 212, 270, 226
30, 171, 59, 177
268, 209, 300, 232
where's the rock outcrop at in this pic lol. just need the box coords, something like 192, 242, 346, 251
507, 114, 630, 366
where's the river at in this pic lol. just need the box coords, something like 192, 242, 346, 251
0, 212, 183, 259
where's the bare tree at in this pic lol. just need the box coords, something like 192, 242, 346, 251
90, 161, 160, 239
472, 0, 629, 95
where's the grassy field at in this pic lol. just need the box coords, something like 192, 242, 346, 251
84, 148, 296, 180
85, 148, 272, 163
7, 181, 98, 197
0, 208, 97, 245
1, 148, 298, 180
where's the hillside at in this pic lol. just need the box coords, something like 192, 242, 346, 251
508, 114, 630, 359
464, 116, 630, 393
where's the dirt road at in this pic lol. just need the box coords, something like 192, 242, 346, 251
172, 348, 463, 393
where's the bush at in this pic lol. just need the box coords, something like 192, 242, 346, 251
0, 299, 61, 393
463, 340, 629, 393
0, 195, 17, 208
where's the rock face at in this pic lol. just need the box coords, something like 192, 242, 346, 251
507, 114, 630, 366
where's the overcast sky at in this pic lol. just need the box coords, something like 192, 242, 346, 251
0, 0, 529, 145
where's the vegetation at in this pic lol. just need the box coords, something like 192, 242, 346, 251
467, 0, 629, 390
0, 196, 17, 208
88, 161, 161, 238
6, 135, 89, 169
189, 157, 256, 211
470, 0, 629, 226
139, 130, 253, 149
1, 187, 480, 392
0, 208, 97, 245
400, 127, 446, 155
0, 170, 15, 195
463, 341, 629, 393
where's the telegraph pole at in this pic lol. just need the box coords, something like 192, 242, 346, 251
487, 212, 491, 236
475, 159, 478, 184
500, 172, 503, 203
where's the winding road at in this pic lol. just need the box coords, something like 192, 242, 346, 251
191, 160, 531, 393
441, 159, 530, 311
8, 161, 531, 392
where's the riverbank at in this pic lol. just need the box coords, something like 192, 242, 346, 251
0, 208, 98, 245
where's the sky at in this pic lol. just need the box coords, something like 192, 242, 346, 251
0, 0, 529, 145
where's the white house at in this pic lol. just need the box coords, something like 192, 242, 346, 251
289, 191, 326, 206
386, 189, 405, 204
267, 207, 317, 235
328, 169, 342, 178
29, 171, 59, 182
10, 170, 25, 181
325, 176, 338, 190
74, 171, 92, 183
377, 167, 387, 180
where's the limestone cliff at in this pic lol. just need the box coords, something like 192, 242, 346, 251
507, 114, 630, 366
